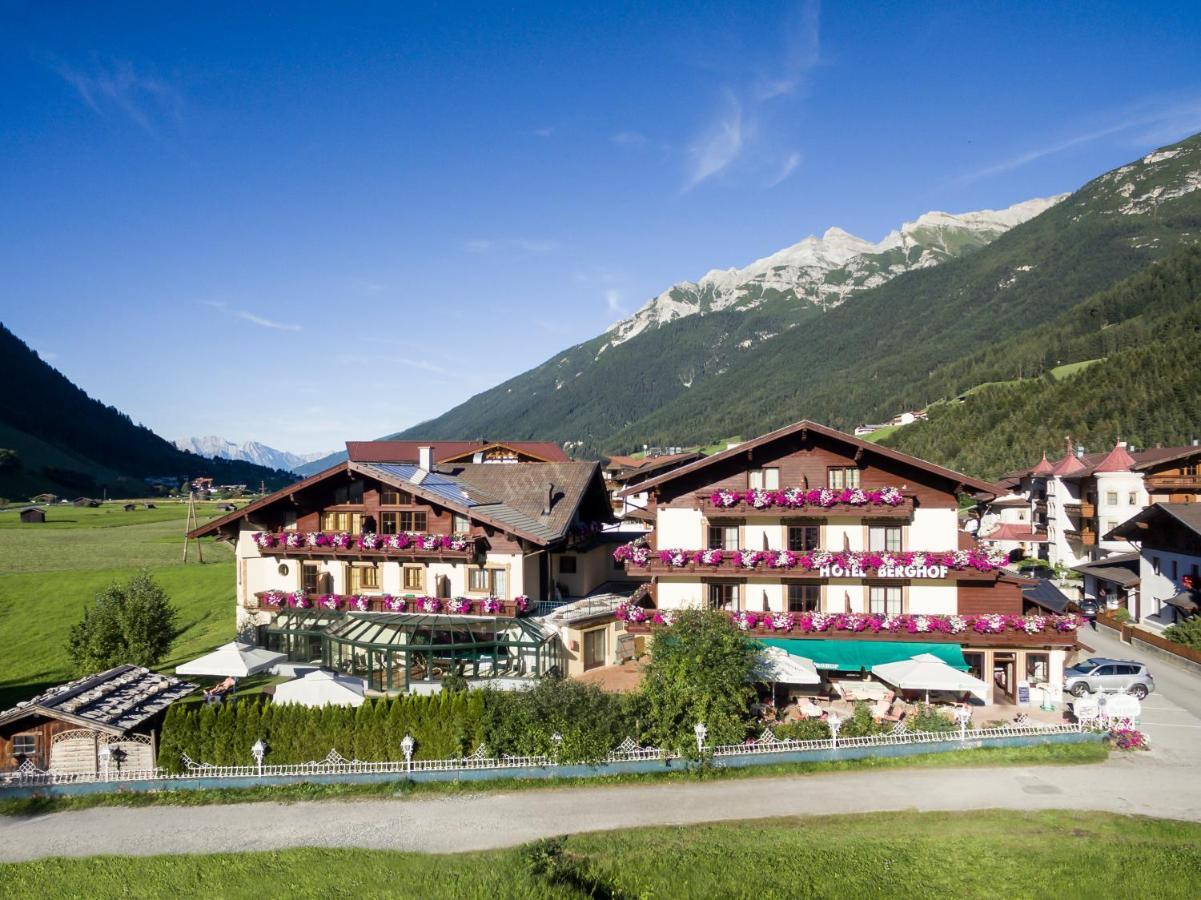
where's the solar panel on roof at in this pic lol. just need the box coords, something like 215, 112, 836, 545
365, 463, 480, 507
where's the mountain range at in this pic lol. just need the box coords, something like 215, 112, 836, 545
174, 436, 328, 474
379, 132, 1201, 469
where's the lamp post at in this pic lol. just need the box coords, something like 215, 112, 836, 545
955, 705, 972, 741
252, 739, 266, 776
98, 745, 111, 781
401, 734, 415, 776
693, 722, 707, 758
828, 713, 842, 750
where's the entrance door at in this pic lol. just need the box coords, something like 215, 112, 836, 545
583, 628, 606, 671
993, 653, 1016, 702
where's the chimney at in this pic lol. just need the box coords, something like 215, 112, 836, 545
472, 451, 484, 464
418, 446, 433, 471
1075, 444, 1085, 459
542, 482, 555, 516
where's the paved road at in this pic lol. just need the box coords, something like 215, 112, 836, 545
2, 625, 1198, 864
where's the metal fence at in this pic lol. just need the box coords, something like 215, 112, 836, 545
0, 724, 1088, 791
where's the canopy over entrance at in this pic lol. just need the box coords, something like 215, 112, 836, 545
757, 639, 968, 672
176, 641, 286, 677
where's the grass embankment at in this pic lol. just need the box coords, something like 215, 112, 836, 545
0, 502, 235, 707
0, 740, 1106, 817
1, 809, 1196, 898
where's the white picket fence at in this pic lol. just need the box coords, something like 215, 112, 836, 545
0, 724, 1086, 790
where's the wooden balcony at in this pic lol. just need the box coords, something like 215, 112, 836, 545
1146, 475, 1201, 491
623, 620, 1077, 648
697, 494, 915, 520
1076, 530, 1098, 546
1064, 501, 1096, 519
253, 591, 530, 617
255, 533, 476, 561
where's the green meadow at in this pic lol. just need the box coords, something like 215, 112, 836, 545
0, 501, 236, 707
1, 810, 1197, 899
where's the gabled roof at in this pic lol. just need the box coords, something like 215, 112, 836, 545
0, 665, 196, 736
1014, 444, 1201, 480
980, 523, 1049, 543
609, 452, 705, 483
1094, 441, 1136, 473
1031, 452, 1054, 476
1071, 551, 1141, 588
346, 440, 568, 464
622, 420, 1000, 498
1022, 579, 1071, 614
189, 457, 606, 546
1108, 502, 1201, 542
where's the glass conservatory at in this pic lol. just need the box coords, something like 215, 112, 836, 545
261, 611, 564, 693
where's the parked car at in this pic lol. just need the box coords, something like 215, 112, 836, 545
1064, 657, 1154, 699
1077, 598, 1100, 619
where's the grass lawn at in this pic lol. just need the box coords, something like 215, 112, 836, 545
0, 501, 236, 707
1, 810, 1197, 898
0, 740, 1107, 816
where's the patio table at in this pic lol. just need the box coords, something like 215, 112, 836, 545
833, 680, 889, 702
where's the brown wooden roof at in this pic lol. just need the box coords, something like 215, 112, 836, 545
622, 420, 1001, 498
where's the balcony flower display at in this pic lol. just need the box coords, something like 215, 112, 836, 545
358, 533, 384, 550
482, 597, 502, 614
253, 532, 279, 550
614, 604, 1080, 637
387, 533, 413, 550
616, 543, 1007, 575
287, 591, 309, 609
515, 595, 531, 613
285, 532, 307, 549
446, 597, 473, 614
249, 530, 473, 555
707, 485, 906, 510
350, 595, 370, 612
261, 590, 285, 607
318, 594, 341, 611
384, 595, 406, 612
416, 596, 442, 613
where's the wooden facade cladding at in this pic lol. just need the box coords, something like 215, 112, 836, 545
0, 718, 76, 771
697, 494, 916, 520
621, 621, 1077, 649
956, 580, 1024, 616
652, 432, 963, 509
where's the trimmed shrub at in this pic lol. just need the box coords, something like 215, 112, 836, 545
772, 718, 831, 741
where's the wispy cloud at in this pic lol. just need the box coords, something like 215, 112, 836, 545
533, 126, 554, 138
465, 238, 560, 255
683, 1, 821, 191
604, 289, 626, 316
53, 58, 183, 135
953, 97, 1201, 185
199, 299, 228, 311
236, 312, 302, 332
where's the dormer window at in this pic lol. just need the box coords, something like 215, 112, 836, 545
333, 481, 365, 505
827, 467, 860, 490
748, 468, 779, 490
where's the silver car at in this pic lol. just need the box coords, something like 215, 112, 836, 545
1064, 657, 1154, 699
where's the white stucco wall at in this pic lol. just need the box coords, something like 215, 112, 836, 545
658, 508, 704, 549
1139, 549, 1201, 623
1095, 471, 1146, 553
909, 507, 957, 549
906, 583, 958, 615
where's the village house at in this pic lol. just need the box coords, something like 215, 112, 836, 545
18, 506, 46, 524
602, 450, 703, 529
1108, 503, 1201, 627
0, 666, 195, 775
188, 441, 641, 692
992, 439, 1201, 571
610, 420, 1078, 705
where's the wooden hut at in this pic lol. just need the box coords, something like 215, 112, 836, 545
123, 502, 137, 512
0, 666, 196, 775
19, 507, 46, 524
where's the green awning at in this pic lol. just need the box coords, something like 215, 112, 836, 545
756, 638, 968, 672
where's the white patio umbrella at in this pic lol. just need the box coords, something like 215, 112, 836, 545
273, 669, 367, 708
871, 653, 990, 703
750, 646, 821, 685
176, 641, 286, 677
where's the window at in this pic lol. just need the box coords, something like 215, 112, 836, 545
748, 468, 780, 490
1153, 556, 1161, 575
868, 525, 902, 552
787, 583, 820, 612
1106, 491, 1118, 506
583, 628, 606, 670
1025, 653, 1049, 683
452, 513, 470, 533
380, 489, 413, 506
401, 566, 424, 592
332, 481, 365, 505
1128, 491, 1138, 505
468, 567, 507, 597
1172, 559, 1179, 580
827, 467, 861, 490
350, 564, 381, 593
788, 525, 820, 551
381, 511, 427, 534
12, 734, 37, 757
708, 582, 739, 610
320, 511, 363, 534
868, 585, 902, 615
302, 563, 320, 594
708, 524, 739, 550
283, 511, 297, 531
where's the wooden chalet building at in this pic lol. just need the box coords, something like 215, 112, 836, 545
190, 442, 641, 691
613, 420, 1080, 704
1109, 503, 1201, 626
0, 666, 195, 775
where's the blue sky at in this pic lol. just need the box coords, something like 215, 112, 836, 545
3, 1, 1200, 454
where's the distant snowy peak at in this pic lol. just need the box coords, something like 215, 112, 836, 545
604, 195, 1066, 348
174, 436, 328, 473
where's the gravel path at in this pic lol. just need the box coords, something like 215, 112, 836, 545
0, 757, 1195, 862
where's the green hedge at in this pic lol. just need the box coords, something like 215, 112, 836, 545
157, 692, 486, 773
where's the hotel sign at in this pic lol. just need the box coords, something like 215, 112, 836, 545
819, 563, 950, 579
